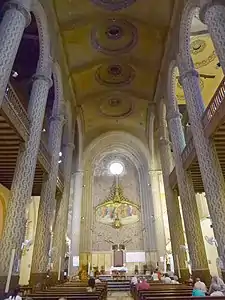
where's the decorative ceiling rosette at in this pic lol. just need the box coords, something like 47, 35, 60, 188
99, 96, 133, 118
91, 0, 136, 11
96, 63, 135, 86
91, 18, 138, 55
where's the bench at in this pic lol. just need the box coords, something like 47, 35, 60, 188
22, 282, 107, 300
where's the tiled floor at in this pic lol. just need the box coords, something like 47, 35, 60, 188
107, 291, 133, 300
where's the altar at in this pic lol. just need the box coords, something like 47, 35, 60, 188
110, 266, 128, 280
110, 266, 128, 274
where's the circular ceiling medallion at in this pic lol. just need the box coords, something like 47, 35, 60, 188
91, 19, 137, 55
96, 63, 135, 86
100, 96, 133, 118
190, 39, 206, 55
91, 0, 136, 11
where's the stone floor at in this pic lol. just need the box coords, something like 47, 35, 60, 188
107, 291, 133, 300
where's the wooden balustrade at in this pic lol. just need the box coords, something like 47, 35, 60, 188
202, 77, 225, 137
1, 84, 64, 191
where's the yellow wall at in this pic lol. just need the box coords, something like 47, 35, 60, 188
0, 184, 10, 239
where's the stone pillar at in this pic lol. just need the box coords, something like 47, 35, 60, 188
148, 110, 166, 265
167, 107, 210, 283
0, 59, 52, 289
158, 110, 189, 281
0, 0, 32, 105
70, 170, 84, 275
178, 56, 225, 278
51, 142, 74, 282
30, 109, 65, 285
199, 0, 225, 74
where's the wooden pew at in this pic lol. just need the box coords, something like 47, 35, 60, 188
23, 282, 107, 300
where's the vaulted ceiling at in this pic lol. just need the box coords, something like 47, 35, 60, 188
53, 0, 175, 144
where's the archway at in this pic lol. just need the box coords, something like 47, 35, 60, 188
79, 131, 159, 272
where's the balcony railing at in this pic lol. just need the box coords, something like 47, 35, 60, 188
1, 84, 64, 191
202, 77, 225, 136
2, 84, 30, 140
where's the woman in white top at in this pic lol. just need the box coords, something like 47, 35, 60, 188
194, 278, 207, 293
163, 274, 172, 284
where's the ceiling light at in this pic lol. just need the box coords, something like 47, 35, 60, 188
58, 160, 62, 164
42, 128, 46, 132
12, 71, 18, 78
59, 152, 62, 157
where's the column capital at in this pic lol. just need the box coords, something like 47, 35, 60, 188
49, 113, 65, 124
5, 0, 31, 27
33, 57, 53, 88
179, 68, 199, 86
199, 0, 224, 23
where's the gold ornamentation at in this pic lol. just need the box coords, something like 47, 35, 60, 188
95, 177, 140, 229
190, 39, 206, 55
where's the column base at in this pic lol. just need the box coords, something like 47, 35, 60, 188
29, 273, 47, 290
192, 268, 211, 287
174, 268, 190, 283
0, 275, 19, 298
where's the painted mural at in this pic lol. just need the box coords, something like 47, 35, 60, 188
95, 178, 140, 228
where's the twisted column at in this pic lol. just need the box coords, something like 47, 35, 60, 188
167, 107, 210, 283
0, 0, 32, 105
199, 0, 225, 74
0, 59, 52, 290
70, 171, 84, 275
51, 142, 74, 281
30, 110, 65, 285
178, 56, 225, 278
158, 109, 188, 280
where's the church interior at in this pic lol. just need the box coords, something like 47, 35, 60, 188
0, 0, 225, 299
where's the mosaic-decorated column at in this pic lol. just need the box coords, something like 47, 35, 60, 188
178, 56, 225, 278
0, 0, 32, 105
167, 106, 210, 283
51, 142, 74, 281
158, 110, 189, 280
0, 59, 52, 289
30, 110, 65, 285
199, 0, 225, 74
148, 109, 166, 263
70, 170, 84, 275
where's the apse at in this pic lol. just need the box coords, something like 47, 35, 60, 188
91, 151, 144, 252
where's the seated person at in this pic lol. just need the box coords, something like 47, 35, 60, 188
87, 277, 96, 292
95, 275, 101, 283
192, 288, 206, 297
210, 284, 224, 296
152, 271, 159, 281
131, 276, 138, 285
7, 287, 22, 300
137, 278, 150, 291
163, 273, 172, 284
192, 278, 207, 297
171, 276, 180, 284
194, 278, 207, 293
